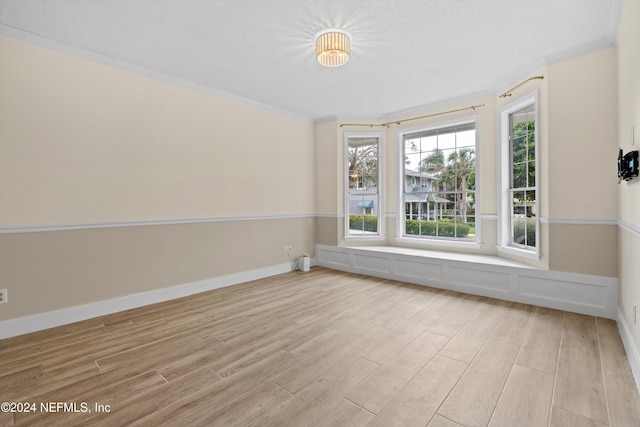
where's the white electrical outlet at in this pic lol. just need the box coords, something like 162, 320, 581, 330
283, 246, 293, 254
0, 289, 7, 304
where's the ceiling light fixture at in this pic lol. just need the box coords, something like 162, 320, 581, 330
315, 30, 350, 67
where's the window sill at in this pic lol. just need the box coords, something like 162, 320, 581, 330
344, 235, 386, 242
394, 236, 481, 250
339, 244, 535, 269
496, 245, 540, 261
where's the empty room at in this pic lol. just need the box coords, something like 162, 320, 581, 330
1, 0, 639, 426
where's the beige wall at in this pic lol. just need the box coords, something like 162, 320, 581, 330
0, 218, 314, 319
544, 47, 619, 276
0, 36, 316, 321
0, 37, 314, 225
617, 0, 640, 363
314, 120, 340, 246
618, 0, 640, 227
547, 48, 619, 220
548, 223, 618, 277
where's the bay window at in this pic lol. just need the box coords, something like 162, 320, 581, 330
400, 122, 477, 242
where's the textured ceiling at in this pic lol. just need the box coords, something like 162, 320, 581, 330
0, 0, 623, 121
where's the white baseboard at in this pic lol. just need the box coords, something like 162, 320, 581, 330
0, 261, 310, 340
617, 307, 640, 394
317, 244, 618, 319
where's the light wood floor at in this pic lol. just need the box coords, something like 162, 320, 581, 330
1, 267, 639, 426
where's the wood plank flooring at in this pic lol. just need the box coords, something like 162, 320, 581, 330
1, 267, 639, 426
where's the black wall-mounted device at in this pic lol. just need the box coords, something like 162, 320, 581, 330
618, 148, 639, 182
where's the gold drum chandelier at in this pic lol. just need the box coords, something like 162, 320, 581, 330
315, 30, 350, 67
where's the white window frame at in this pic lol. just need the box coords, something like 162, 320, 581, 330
498, 91, 540, 259
344, 132, 385, 241
396, 118, 480, 248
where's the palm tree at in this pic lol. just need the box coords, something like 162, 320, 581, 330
419, 148, 445, 175
447, 148, 475, 222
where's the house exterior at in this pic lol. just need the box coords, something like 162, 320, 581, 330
348, 168, 458, 221
403, 169, 452, 221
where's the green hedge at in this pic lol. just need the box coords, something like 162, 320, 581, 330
349, 214, 378, 232
405, 219, 470, 238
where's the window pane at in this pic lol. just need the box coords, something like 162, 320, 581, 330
459, 167, 473, 190
512, 136, 527, 163
466, 166, 476, 189
528, 160, 536, 187
513, 163, 526, 188
405, 138, 419, 154
363, 172, 377, 191
525, 189, 536, 247
421, 149, 445, 174
511, 190, 525, 245
347, 136, 379, 236
512, 189, 525, 214
513, 216, 527, 246
527, 134, 535, 161
422, 135, 438, 152
466, 215, 476, 239
402, 123, 476, 241
507, 103, 537, 250
525, 189, 536, 216
424, 220, 438, 237
349, 173, 359, 190
457, 129, 475, 149
526, 219, 536, 247
438, 132, 455, 150
527, 116, 535, 133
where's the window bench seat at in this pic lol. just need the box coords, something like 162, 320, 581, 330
315, 244, 617, 319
